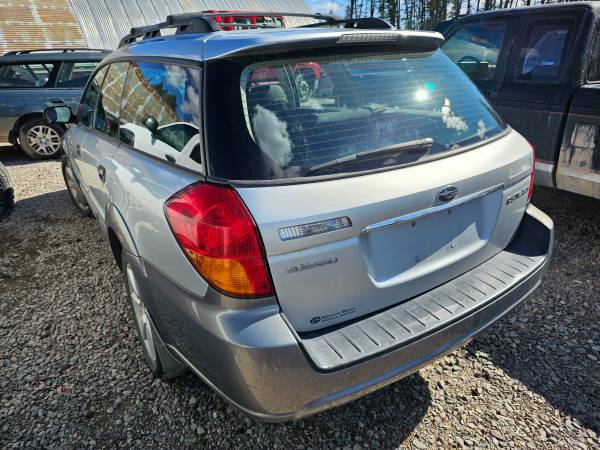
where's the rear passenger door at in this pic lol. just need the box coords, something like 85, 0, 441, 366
47, 61, 99, 109
442, 18, 515, 106
74, 62, 129, 221
496, 13, 583, 182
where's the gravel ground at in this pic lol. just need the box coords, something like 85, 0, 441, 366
1, 145, 599, 449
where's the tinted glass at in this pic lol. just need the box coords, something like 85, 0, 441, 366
120, 62, 201, 161
0, 62, 55, 88
95, 62, 129, 138
56, 61, 98, 88
518, 21, 569, 81
206, 50, 506, 181
588, 20, 600, 81
78, 65, 108, 128
442, 22, 507, 82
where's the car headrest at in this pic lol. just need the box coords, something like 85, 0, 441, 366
247, 84, 288, 112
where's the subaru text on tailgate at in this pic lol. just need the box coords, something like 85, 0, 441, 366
44, 12, 553, 421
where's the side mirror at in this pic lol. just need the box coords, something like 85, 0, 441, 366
143, 116, 159, 134
44, 106, 74, 124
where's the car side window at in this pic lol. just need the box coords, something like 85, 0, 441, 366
517, 20, 570, 81
78, 65, 108, 128
442, 22, 507, 82
587, 20, 600, 82
94, 62, 129, 139
119, 62, 201, 162
0, 62, 56, 88
56, 61, 98, 88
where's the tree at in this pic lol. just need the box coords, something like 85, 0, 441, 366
344, 0, 584, 29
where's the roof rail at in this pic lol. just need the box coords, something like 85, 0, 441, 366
299, 17, 394, 29
117, 11, 394, 48
118, 13, 220, 48
3, 48, 110, 56
201, 11, 341, 21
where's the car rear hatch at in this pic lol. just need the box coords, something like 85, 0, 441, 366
205, 32, 535, 332
237, 131, 533, 332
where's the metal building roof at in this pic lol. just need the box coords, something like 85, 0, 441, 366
0, 0, 87, 55
70, 0, 314, 50
0, 0, 313, 55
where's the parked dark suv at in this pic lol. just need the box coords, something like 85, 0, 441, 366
0, 48, 109, 159
439, 2, 600, 199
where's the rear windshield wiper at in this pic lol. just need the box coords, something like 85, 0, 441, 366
304, 138, 434, 177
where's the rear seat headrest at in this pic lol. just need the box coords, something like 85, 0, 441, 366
248, 84, 288, 110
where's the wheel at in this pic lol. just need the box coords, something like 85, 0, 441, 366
61, 158, 91, 217
123, 255, 186, 379
295, 73, 312, 103
0, 163, 14, 222
18, 118, 64, 160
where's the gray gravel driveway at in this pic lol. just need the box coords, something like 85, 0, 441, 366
1, 146, 598, 449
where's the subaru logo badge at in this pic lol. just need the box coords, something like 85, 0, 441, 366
438, 186, 459, 202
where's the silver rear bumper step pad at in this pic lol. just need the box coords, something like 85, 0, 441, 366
299, 209, 552, 371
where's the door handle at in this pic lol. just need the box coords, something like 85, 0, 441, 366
97, 165, 106, 183
48, 98, 65, 104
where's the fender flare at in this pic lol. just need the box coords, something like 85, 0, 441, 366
105, 203, 139, 259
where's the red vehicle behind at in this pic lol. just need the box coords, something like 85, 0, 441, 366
204, 10, 320, 101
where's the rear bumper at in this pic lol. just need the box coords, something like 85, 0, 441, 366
140, 204, 553, 422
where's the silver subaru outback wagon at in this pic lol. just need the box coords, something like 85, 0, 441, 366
45, 12, 554, 421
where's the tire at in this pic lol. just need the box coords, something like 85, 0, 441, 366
295, 73, 313, 103
61, 157, 92, 217
123, 253, 186, 380
18, 118, 64, 160
0, 163, 14, 222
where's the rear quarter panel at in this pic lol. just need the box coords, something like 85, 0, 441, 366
0, 87, 82, 140
108, 147, 210, 296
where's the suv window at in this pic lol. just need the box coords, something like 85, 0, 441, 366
442, 22, 507, 81
56, 61, 98, 88
207, 49, 506, 181
94, 62, 129, 139
587, 20, 600, 82
517, 21, 570, 81
78, 65, 108, 128
0, 62, 56, 88
119, 62, 201, 161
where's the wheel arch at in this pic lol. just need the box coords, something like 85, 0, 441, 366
10, 112, 65, 143
105, 204, 139, 271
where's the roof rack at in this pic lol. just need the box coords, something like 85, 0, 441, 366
3, 48, 110, 56
117, 11, 393, 48
300, 17, 394, 30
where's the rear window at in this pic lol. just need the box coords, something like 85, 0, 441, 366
206, 49, 506, 181
0, 62, 55, 88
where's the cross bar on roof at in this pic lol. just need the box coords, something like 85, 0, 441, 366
117, 11, 394, 48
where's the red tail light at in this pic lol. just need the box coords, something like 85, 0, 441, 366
165, 183, 274, 298
528, 143, 536, 202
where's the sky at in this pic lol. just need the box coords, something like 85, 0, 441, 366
307, 0, 347, 15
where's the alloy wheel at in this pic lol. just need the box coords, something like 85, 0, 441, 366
26, 125, 61, 156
